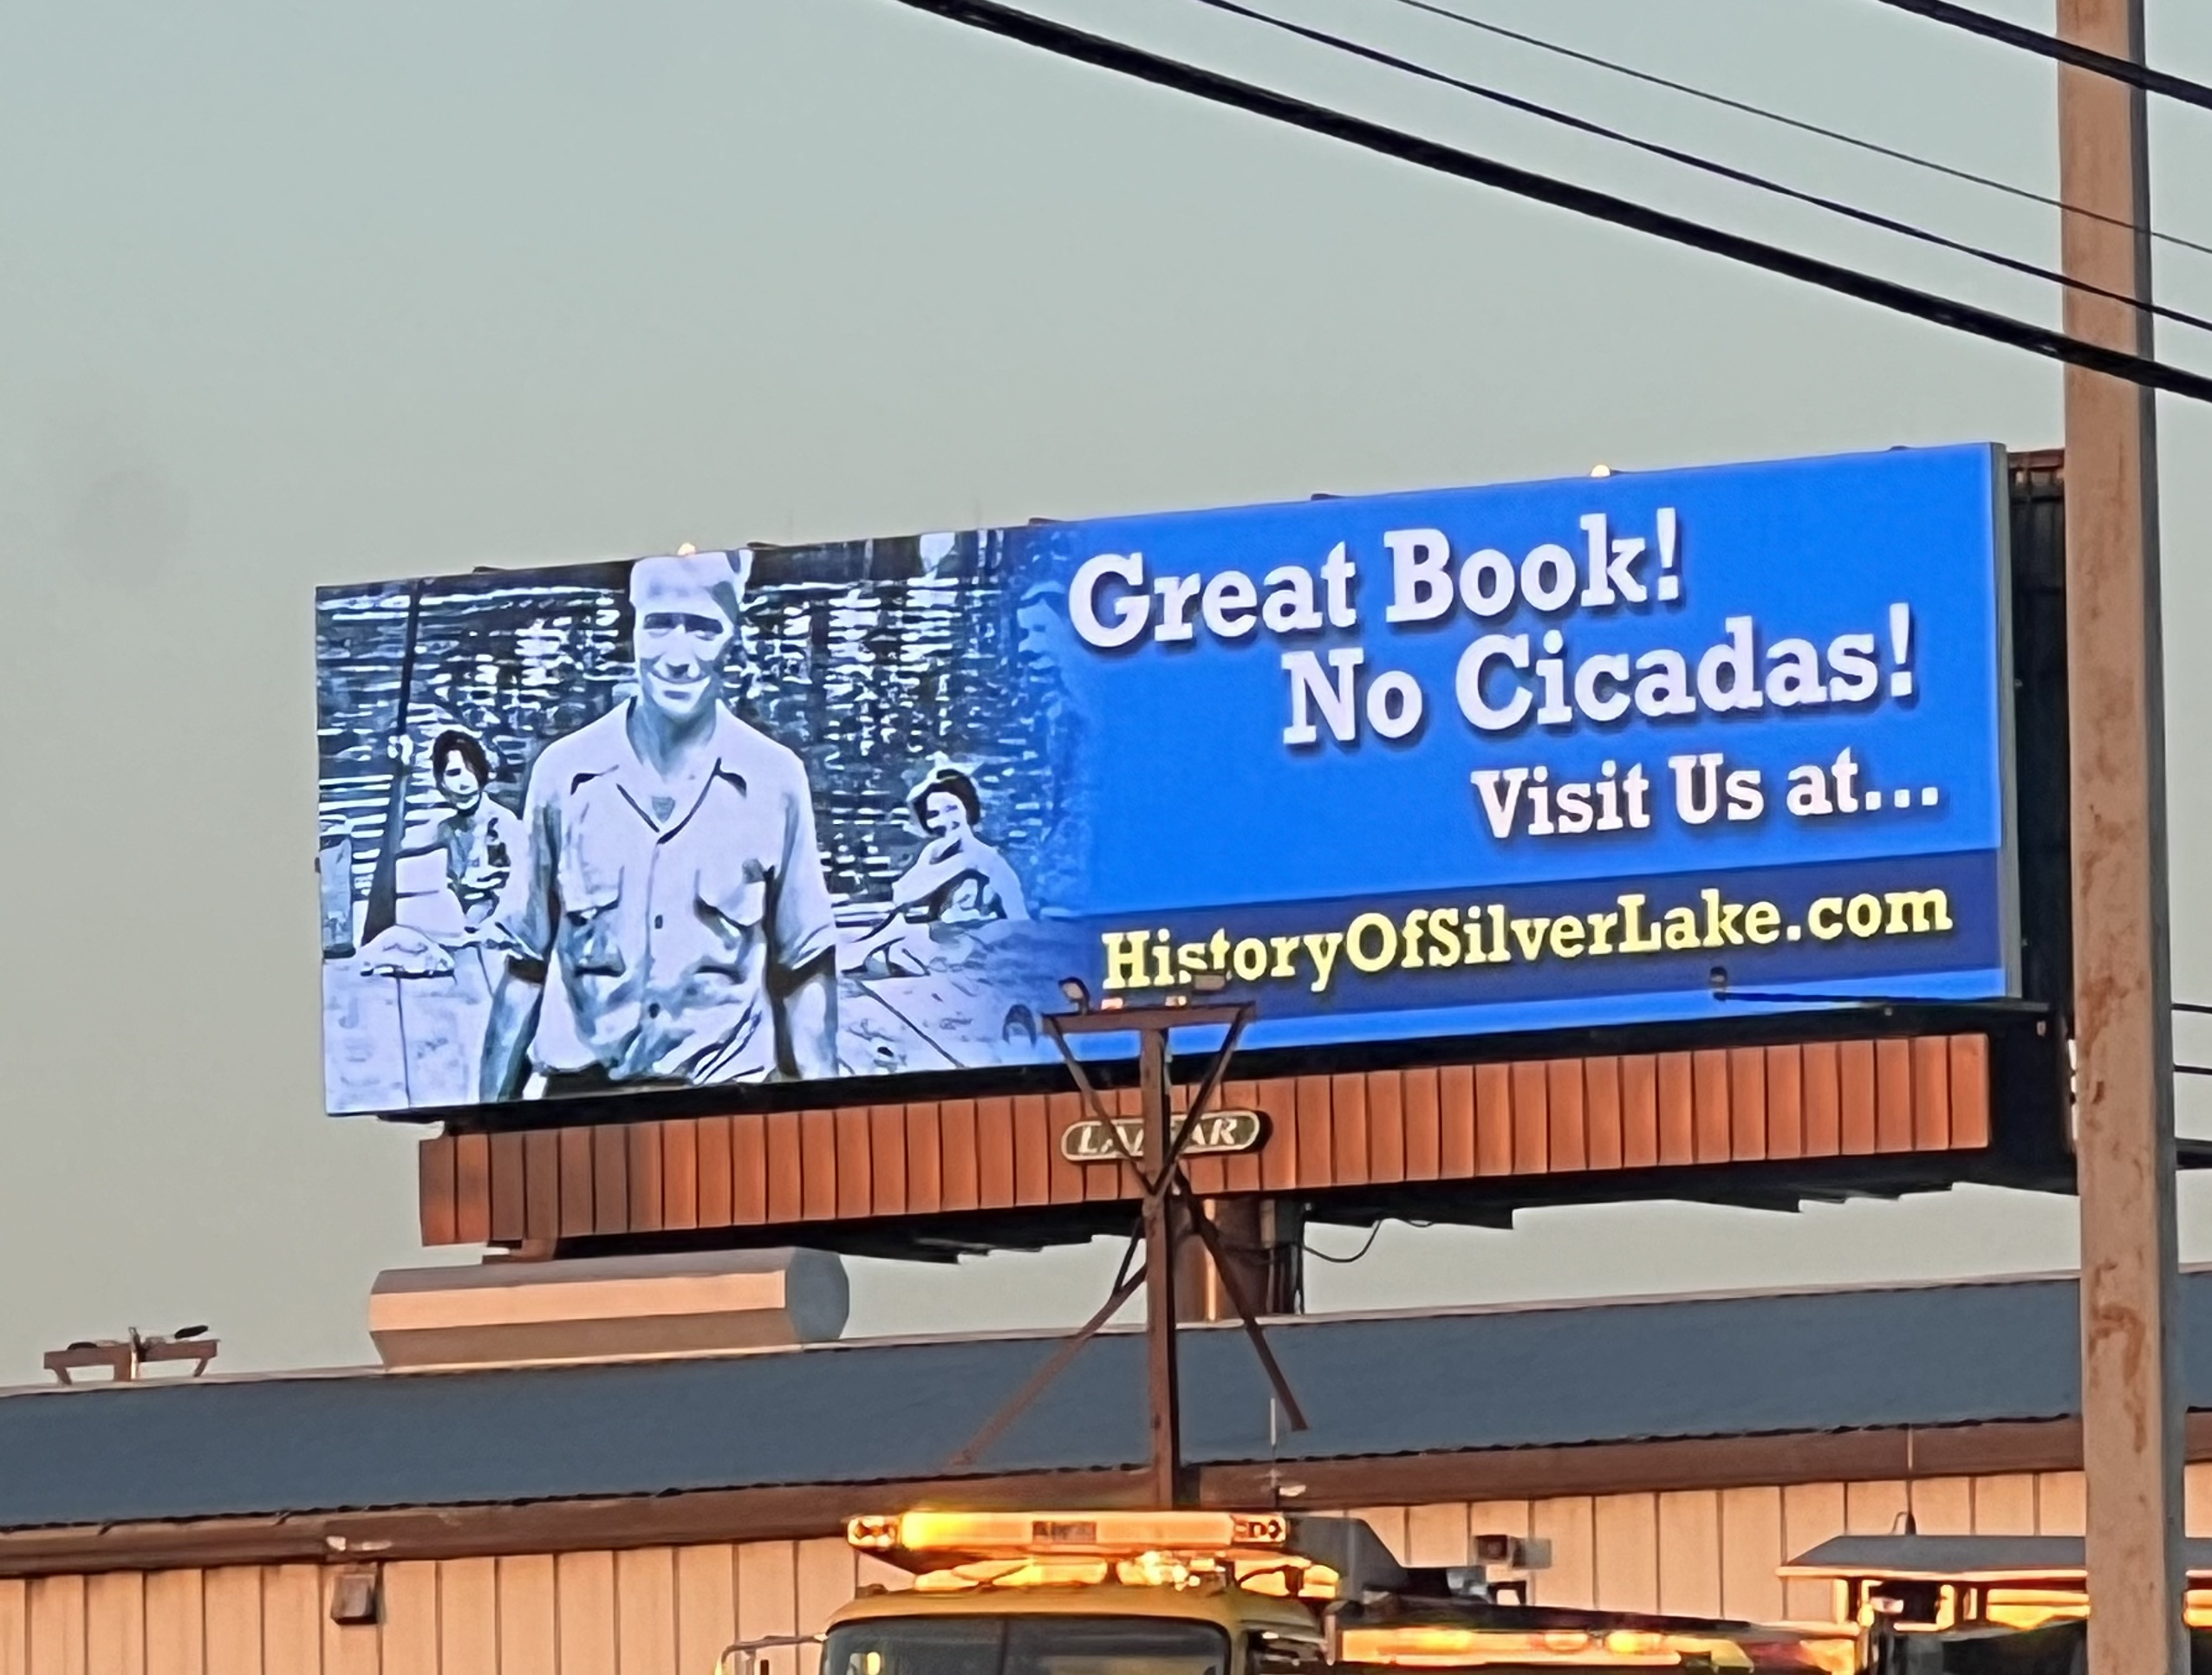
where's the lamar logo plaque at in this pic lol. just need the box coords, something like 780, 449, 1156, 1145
1059, 1109, 1267, 1164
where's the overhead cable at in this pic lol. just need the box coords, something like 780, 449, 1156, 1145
1186, 0, 2212, 338
1384, 0, 2212, 263
882, 0, 2212, 406
1865, 0, 2212, 113
1304, 1224, 1382, 1264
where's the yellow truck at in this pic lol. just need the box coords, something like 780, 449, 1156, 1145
1782, 1532, 2212, 1672
717, 1509, 1855, 1675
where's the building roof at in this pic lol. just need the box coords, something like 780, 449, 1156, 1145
3, 1268, 2206, 1535
1781, 1533, 2212, 1581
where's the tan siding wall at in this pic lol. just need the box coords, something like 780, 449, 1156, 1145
0, 1581, 24, 1675
13, 1470, 2194, 1673
1656, 1490, 1722, 1618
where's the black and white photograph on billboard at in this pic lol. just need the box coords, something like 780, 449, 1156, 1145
317, 537, 1089, 1115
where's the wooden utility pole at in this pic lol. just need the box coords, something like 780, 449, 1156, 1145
960, 999, 1300, 1500
1041, 998, 1261, 1508
2059, 2, 2181, 1669
1137, 1023, 1185, 1508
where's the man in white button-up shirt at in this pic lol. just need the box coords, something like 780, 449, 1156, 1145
478, 551, 838, 1100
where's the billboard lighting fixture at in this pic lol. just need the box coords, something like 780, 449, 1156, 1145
1059, 971, 1226, 1012
1708, 964, 1949, 1010
43, 1325, 218, 1385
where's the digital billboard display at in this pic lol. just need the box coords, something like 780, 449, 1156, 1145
317, 443, 2014, 1116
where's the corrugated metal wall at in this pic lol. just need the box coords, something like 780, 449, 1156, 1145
7, 1465, 2202, 1674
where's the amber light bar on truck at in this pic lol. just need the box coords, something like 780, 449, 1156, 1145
1334, 1622, 1856, 1672
849, 1511, 1291, 1557
846, 1510, 1338, 1597
1343, 1626, 1718, 1667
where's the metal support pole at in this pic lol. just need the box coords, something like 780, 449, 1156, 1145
1139, 1024, 1184, 1507
2059, 2, 2181, 1667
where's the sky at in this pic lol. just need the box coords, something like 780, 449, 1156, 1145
2, 0, 2211, 1376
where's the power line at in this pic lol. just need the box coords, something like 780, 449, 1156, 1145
1383, 0, 2212, 263
883, 0, 2212, 406
1186, 0, 2212, 338
1304, 1224, 1382, 1264
1865, 0, 2212, 114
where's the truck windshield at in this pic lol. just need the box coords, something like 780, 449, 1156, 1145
823, 1616, 1231, 1675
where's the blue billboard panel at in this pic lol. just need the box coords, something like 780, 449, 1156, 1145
316, 444, 2012, 1115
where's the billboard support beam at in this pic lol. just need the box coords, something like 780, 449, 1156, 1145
1138, 1024, 1183, 1508
2058, 3, 2183, 1669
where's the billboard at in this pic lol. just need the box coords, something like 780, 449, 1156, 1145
317, 443, 2014, 1116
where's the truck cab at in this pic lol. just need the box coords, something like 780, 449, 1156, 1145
827, 1573, 1317, 1675
720, 1510, 1853, 1675
1782, 1532, 2212, 1672
822, 1511, 1330, 1675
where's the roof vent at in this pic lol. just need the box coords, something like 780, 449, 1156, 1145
368, 1248, 847, 1371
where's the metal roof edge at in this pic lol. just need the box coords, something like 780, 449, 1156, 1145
0, 1259, 2148, 1403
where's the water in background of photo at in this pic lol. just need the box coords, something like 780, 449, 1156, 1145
314, 535, 1062, 919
